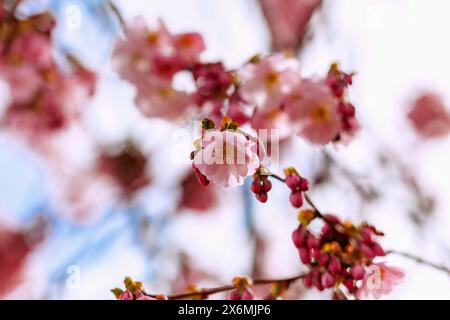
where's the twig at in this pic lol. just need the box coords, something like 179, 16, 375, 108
147, 273, 306, 300
387, 250, 450, 276
267, 173, 327, 221
107, 0, 125, 29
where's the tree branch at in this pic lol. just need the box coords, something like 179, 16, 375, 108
387, 250, 450, 276
147, 273, 306, 300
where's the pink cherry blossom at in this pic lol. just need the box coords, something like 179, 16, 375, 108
260, 0, 322, 51
135, 80, 193, 121
239, 54, 301, 113
251, 109, 293, 141
357, 263, 405, 299
112, 17, 174, 84
285, 79, 341, 145
9, 33, 54, 69
407, 92, 450, 139
193, 130, 260, 188
173, 33, 205, 66
0, 64, 41, 105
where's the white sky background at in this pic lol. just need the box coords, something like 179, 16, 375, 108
1, 0, 450, 299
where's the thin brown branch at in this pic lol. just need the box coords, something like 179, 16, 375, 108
387, 250, 450, 276
147, 273, 306, 300
107, 0, 125, 29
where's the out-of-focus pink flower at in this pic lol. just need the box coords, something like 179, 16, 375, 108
192, 62, 233, 105
2, 68, 96, 140
112, 17, 174, 83
179, 171, 218, 212
357, 263, 404, 299
260, 0, 322, 51
135, 81, 193, 121
0, 65, 41, 105
174, 33, 205, 66
407, 92, 450, 139
193, 130, 260, 188
9, 33, 54, 69
97, 142, 151, 198
251, 109, 293, 141
285, 80, 341, 144
239, 54, 301, 113
0, 223, 40, 298
113, 17, 205, 85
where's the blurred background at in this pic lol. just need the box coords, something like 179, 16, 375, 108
0, 0, 450, 299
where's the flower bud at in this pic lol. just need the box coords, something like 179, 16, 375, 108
256, 192, 268, 203
289, 191, 304, 208
321, 272, 336, 289
351, 265, 365, 280
292, 226, 306, 248
299, 247, 311, 264
285, 174, 301, 189
303, 273, 313, 288
328, 256, 342, 274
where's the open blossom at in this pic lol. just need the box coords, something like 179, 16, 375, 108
135, 80, 193, 121
407, 92, 450, 139
0, 64, 41, 105
239, 53, 301, 113
0, 10, 97, 143
112, 17, 204, 121
193, 130, 260, 188
285, 80, 341, 144
9, 33, 55, 69
112, 17, 174, 83
357, 263, 404, 299
251, 109, 293, 141
2, 67, 96, 140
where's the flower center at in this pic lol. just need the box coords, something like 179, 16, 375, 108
177, 35, 193, 48
265, 71, 279, 88
147, 32, 159, 45
310, 103, 332, 123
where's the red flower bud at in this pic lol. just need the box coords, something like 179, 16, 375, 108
289, 191, 304, 208
303, 273, 313, 288
328, 256, 342, 274
262, 179, 272, 192
318, 253, 329, 266
299, 177, 310, 192
306, 234, 319, 249
292, 226, 306, 248
351, 265, 365, 280
360, 243, 375, 259
299, 247, 312, 264
285, 174, 301, 189
256, 192, 268, 203
372, 242, 385, 256
321, 272, 336, 289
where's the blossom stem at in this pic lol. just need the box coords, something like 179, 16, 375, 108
267, 173, 326, 220
387, 250, 450, 276
147, 274, 306, 300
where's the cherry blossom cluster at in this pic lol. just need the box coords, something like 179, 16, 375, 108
113, 17, 360, 147
0, 7, 96, 142
292, 209, 403, 299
